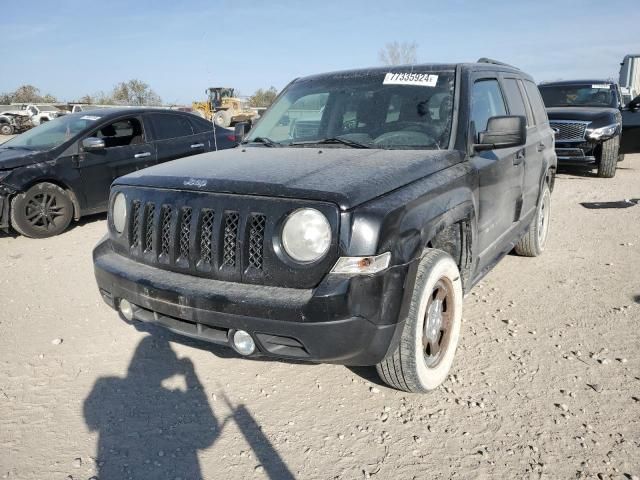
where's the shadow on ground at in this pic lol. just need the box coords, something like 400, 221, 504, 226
84, 332, 295, 480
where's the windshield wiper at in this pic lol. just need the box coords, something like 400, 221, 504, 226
245, 136, 281, 147
290, 137, 371, 149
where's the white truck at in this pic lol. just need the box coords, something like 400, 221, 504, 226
619, 54, 640, 105
0, 104, 65, 134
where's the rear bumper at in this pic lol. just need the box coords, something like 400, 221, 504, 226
93, 238, 409, 365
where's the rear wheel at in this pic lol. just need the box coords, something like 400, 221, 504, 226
10, 183, 74, 238
597, 136, 619, 178
376, 249, 463, 393
214, 110, 231, 128
515, 182, 551, 257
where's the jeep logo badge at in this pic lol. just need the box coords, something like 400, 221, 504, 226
183, 178, 207, 188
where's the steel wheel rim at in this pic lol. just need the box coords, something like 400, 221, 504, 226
422, 278, 454, 368
25, 192, 67, 231
537, 191, 550, 245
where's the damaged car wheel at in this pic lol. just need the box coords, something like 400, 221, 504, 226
10, 183, 73, 238
376, 249, 463, 393
0, 123, 14, 135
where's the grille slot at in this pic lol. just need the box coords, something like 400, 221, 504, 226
130, 201, 141, 248
550, 121, 588, 141
222, 212, 240, 267
199, 209, 215, 265
178, 207, 193, 260
248, 214, 266, 269
160, 205, 172, 256
143, 203, 155, 253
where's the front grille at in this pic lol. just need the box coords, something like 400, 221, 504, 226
550, 121, 588, 141
143, 203, 155, 253
248, 214, 266, 269
222, 212, 240, 267
115, 188, 338, 288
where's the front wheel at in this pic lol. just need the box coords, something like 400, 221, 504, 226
10, 183, 74, 238
597, 136, 619, 178
514, 182, 551, 257
0, 123, 14, 135
376, 249, 463, 393
214, 110, 231, 128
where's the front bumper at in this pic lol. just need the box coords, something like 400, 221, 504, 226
0, 194, 9, 230
93, 238, 410, 366
554, 141, 597, 166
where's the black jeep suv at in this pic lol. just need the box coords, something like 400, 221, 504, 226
538, 80, 640, 177
93, 60, 556, 393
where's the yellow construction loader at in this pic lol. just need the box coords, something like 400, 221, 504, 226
192, 87, 257, 127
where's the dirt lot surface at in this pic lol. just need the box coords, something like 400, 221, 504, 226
1, 154, 639, 480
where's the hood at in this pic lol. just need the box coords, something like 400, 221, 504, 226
0, 147, 45, 170
115, 147, 462, 210
546, 106, 619, 122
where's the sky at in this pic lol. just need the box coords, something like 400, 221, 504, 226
1, 0, 638, 105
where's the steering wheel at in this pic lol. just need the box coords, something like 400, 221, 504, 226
374, 130, 435, 147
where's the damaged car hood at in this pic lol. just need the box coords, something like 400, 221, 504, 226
0, 147, 46, 170
115, 147, 462, 210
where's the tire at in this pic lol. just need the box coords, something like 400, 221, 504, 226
618, 153, 625, 163
597, 136, 619, 178
514, 182, 551, 257
10, 183, 74, 238
214, 110, 231, 128
376, 249, 463, 393
0, 123, 14, 135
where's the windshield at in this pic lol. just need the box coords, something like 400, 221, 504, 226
246, 69, 456, 149
1, 114, 101, 151
539, 83, 618, 108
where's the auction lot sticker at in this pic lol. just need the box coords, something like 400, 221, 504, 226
383, 73, 438, 87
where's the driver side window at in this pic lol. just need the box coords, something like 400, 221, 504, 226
471, 79, 507, 137
91, 118, 145, 148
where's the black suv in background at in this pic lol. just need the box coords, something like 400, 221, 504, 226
94, 60, 556, 393
538, 80, 640, 177
0, 108, 237, 237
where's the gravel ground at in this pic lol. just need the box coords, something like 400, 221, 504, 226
1, 154, 639, 480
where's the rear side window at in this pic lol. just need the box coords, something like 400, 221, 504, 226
503, 78, 530, 126
189, 116, 214, 134
150, 114, 194, 140
470, 79, 507, 134
523, 81, 548, 125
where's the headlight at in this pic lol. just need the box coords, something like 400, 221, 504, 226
281, 208, 331, 262
112, 192, 127, 234
586, 124, 618, 141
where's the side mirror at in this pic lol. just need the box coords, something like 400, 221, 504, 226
82, 137, 105, 151
474, 116, 526, 151
233, 122, 251, 142
628, 95, 640, 112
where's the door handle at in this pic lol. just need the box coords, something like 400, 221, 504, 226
537, 143, 546, 152
513, 149, 525, 165
190, 143, 205, 149
134, 152, 151, 159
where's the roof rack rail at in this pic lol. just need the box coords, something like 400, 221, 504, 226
477, 57, 519, 69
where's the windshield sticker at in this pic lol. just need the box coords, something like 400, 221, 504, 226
80, 115, 101, 121
592, 84, 611, 89
383, 73, 438, 87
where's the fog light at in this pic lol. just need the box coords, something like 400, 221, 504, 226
119, 299, 134, 322
232, 330, 256, 355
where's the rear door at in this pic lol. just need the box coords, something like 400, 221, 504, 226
77, 115, 155, 211
147, 113, 206, 164
469, 77, 525, 266
620, 97, 640, 154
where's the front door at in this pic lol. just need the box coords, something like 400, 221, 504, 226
469, 77, 525, 269
77, 116, 156, 211
620, 97, 640, 154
